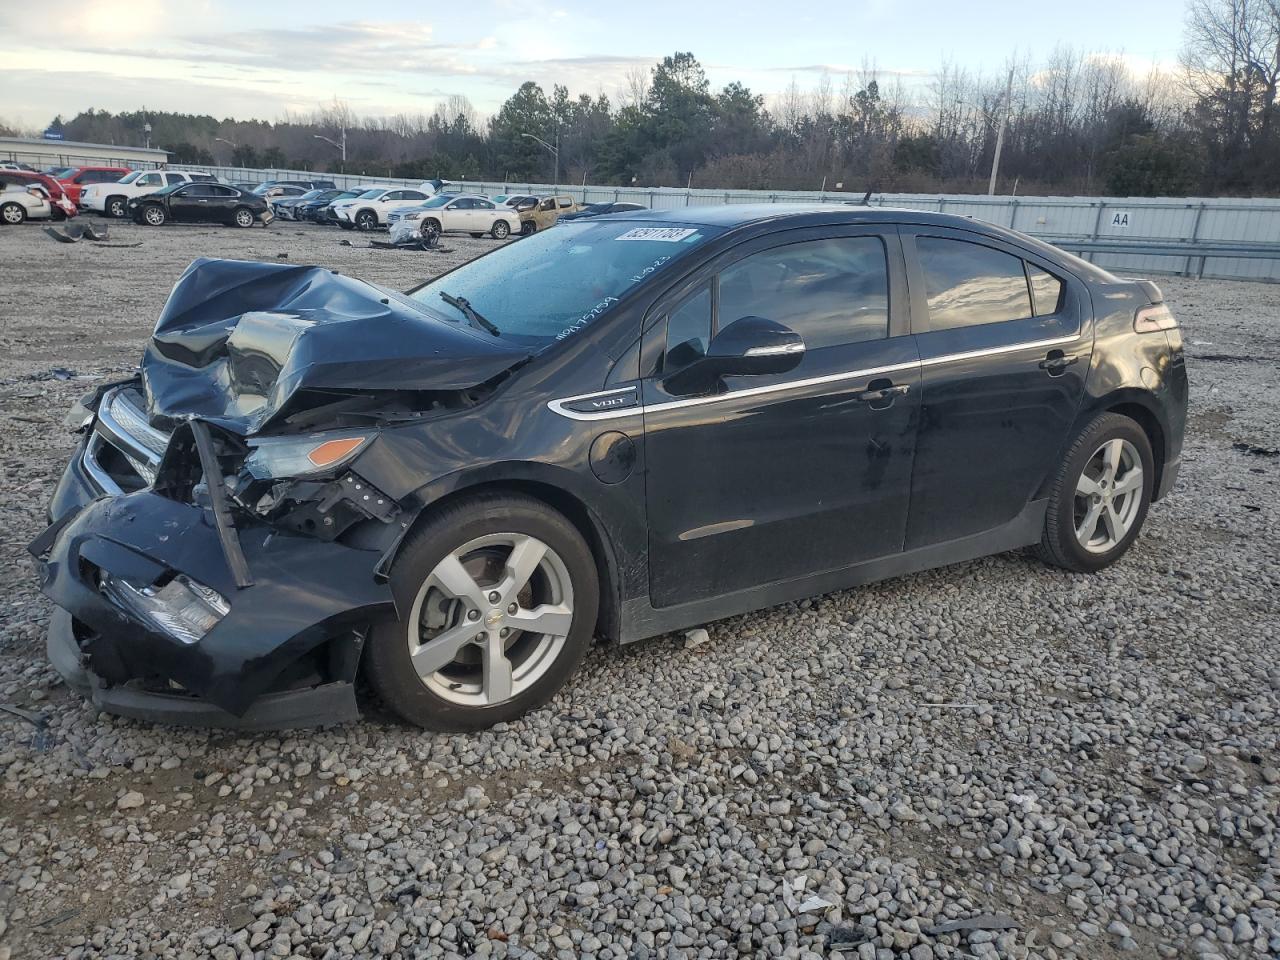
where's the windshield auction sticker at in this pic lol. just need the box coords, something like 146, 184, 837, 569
614, 227, 700, 242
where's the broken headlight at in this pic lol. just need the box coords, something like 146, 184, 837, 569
243, 430, 370, 480
64, 393, 95, 432
401, 212, 421, 221
100, 574, 230, 645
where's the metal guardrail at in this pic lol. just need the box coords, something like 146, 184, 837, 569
1047, 238, 1280, 278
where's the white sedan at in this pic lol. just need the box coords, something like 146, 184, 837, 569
388, 194, 520, 243
0, 183, 53, 224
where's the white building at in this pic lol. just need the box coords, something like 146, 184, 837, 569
0, 136, 170, 169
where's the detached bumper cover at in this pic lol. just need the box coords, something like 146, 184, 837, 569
33, 490, 395, 724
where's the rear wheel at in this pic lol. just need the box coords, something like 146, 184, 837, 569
232, 206, 255, 228
106, 196, 127, 218
0, 202, 25, 225
365, 493, 598, 731
1036, 413, 1154, 573
141, 204, 166, 226
491, 220, 511, 240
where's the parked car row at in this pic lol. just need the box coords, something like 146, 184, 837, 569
0, 161, 651, 235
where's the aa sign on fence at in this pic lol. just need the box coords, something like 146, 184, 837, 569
1109, 211, 1132, 228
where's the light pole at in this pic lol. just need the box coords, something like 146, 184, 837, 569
143, 122, 152, 150
521, 131, 559, 187
314, 131, 347, 170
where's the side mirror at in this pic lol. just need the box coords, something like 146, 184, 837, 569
664, 316, 804, 395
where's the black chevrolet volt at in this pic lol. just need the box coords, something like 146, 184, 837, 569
31, 205, 1188, 731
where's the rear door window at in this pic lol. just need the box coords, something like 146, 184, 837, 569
916, 237, 1033, 330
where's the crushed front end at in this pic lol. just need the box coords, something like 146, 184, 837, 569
29, 257, 530, 729
32, 384, 398, 729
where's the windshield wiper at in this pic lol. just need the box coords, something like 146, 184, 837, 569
439, 291, 500, 337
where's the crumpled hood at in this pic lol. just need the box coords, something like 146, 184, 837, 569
140, 257, 531, 435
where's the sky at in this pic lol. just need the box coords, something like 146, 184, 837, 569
0, 0, 1187, 131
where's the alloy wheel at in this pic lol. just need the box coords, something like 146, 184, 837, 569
1, 203, 23, 224
406, 533, 574, 707
235, 209, 254, 227
143, 206, 165, 226
1073, 438, 1143, 553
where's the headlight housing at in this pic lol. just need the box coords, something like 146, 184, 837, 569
402, 212, 421, 221
243, 430, 370, 480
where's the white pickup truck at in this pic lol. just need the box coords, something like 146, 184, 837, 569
81, 170, 219, 218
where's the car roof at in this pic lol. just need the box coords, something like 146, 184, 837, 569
606, 202, 975, 228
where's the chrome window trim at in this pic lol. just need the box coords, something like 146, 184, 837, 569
918, 332, 1080, 367
548, 331, 1083, 421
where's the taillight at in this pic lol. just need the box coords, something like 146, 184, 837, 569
1134, 303, 1177, 334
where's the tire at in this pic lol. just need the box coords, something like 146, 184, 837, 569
0, 202, 25, 225
520, 220, 536, 236
141, 204, 166, 226
491, 220, 511, 240
232, 206, 255, 228
365, 493, 599, 732
1035, 413, 1154, 573
106, 196, 127, 219
423, 218, 442, 237
355, 209, 378, 231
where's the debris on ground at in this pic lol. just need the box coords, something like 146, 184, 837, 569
926, 914, 1021, 935
1234, 441, 1279, 457
683, 627, 710, 648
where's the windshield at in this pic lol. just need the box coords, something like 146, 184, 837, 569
354, 188, 384, 200
295, 189, 322, 201
410, 220, 720, 347
119, 171, 141, 184
151, 183, 184, 196
49, 167, 76, 179
421, 196, 451, 208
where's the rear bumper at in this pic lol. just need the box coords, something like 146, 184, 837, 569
33, 475, 395, 728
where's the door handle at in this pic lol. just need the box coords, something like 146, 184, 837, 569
1039, 350, 1079, 376
854, 382, 910, 405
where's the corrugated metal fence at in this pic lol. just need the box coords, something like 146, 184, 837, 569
167, 163, 1280, 282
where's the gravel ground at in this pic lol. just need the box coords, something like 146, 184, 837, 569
0, 219, 1276, 960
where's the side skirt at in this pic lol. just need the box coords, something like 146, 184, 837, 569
618, 499, 1047, 644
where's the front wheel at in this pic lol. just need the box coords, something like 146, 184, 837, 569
1036, 413, 1154, 573
520, 220, 536, 236
491, 220, 511, 240
106, 196, 127, 218
0, 202, 25, 225
232, 206, 255, 228
355, 210, 378, 231
141, 204, 166, 226
365, 493, 598, 731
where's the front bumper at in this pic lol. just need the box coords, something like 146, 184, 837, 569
34, 451, 395, 729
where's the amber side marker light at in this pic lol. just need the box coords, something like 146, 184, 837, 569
307, 436, 367, 467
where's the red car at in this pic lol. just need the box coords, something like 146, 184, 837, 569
53, 166, 132, 207
0, 171, 76, 218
